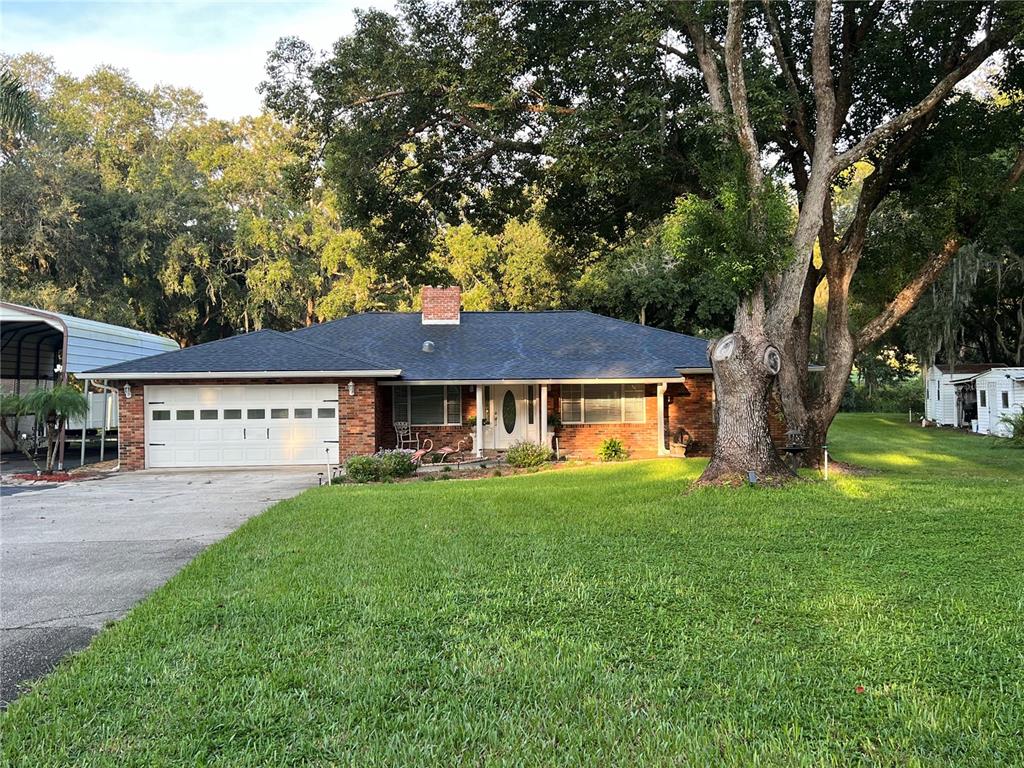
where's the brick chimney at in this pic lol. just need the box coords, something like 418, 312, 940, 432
421, 286, 461, 325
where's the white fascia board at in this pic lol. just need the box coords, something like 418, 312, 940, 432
88, 369, 402, 380
379, 377, 680, 386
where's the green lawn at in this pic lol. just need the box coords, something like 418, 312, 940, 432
3, 415, 1022, 767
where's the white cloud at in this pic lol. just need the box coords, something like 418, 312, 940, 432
1, 1, 392, 119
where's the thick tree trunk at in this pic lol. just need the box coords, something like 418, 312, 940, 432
697, 327, 794, 486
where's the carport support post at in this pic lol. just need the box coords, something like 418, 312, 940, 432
80, 378, 90, 468
475, 386, 484, 457
100, 383, 110, 462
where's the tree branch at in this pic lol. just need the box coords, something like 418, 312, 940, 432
724, 0, 763, 186
762, 0, 812, 154
674, 14, 727, 115
833, 26, 1010, 172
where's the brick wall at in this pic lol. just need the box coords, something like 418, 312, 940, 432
378, 384, 478, 452
421, 286, 461, 324
548, 383, 663, 459
338, 379, 378, 460
118, 384, 146, 470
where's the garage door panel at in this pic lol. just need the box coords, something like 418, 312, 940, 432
146, 384, 342, 468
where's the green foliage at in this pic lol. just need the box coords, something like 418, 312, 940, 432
596, 437, 629, 462
662, 179, 795, 299
343, 455, 381, 483
997, 410, 1024, 448
20, 384, 89, 424
841, 378, 924, 415
0, 67, 35, 151
504, 440, 552, 468
375, 449, 417, 479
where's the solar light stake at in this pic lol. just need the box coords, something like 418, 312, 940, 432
823, 444, 829, 481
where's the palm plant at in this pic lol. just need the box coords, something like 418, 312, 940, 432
0, 392, 42, 471
20, 385, 90, 473
0, 68, 35, 155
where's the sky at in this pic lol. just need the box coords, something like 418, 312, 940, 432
1, 0, 390, 119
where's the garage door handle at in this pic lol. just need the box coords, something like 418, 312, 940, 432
266, 428, 270, 439
243, 428, 246, 439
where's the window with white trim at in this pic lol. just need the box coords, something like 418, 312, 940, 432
392, 385, 462, 426
1002, 391, 1010, 408
560, 383, 646, 424
979, 390, 987, 408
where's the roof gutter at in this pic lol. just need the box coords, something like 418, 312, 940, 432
87, 369, 402, 380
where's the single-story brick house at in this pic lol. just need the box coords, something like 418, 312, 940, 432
85, 287, 783, 470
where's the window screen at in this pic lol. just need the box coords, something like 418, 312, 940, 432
560, 384, 582, 423
445, 386, 462, 425
622, 384, 645, 422
584, 383, 622, 423
393, 386, 409, 423
411, 385, 445, 425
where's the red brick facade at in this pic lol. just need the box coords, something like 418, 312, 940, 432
111, 374, 786, 469
421, 286, 462, 324
117, 383, 146, 470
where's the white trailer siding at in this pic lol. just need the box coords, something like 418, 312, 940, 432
924, 366, 958, 425
975, 368, 1024, 436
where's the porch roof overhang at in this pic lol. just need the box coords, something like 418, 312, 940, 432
379, 376, 682, 386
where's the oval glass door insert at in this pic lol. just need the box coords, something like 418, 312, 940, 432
502, 390, 516, 434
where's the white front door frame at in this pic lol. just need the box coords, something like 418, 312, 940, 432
489, 383, 542, 449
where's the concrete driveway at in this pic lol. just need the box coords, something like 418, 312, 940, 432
0, 467, 318, 706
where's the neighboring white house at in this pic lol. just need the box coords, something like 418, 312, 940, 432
923, 364, 999, 427
975, 367, 1024, 437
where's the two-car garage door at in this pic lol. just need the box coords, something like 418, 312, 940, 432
145, 384, 340, 468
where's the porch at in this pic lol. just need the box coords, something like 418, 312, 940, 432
377, 379, 716, 460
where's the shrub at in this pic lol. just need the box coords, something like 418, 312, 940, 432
597, 438, 629, 462
998, 410, 1024, 448
344, 455, 381, 483
375, 449, 416, 478
505, 440, 552, 468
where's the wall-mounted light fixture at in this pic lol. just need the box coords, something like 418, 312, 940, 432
469, 385, 476, 394
123, 383, 133, 399
347, 380, 356, 397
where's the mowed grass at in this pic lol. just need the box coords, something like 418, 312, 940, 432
2, 415, 1022, 766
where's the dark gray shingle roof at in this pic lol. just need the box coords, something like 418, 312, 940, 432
85, 329, 394, 375
289, 311, 710, 380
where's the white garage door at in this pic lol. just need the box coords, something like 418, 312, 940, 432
145, 384, 340, 468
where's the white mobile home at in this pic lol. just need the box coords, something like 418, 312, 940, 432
923, 364, 999, 427
975, 367, 1024, 437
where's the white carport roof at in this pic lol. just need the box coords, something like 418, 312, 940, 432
0, 302, 178, 376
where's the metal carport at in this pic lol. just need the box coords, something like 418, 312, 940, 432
0, 302, 178, 468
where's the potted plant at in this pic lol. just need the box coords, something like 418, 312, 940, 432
669, 429, 691, 458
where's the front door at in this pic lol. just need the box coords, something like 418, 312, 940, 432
988, 383, 1000, 434
494, 384, 528, 449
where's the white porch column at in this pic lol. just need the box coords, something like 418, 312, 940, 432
657, 382, 668, 456
475, 385, 484, 457
540, 384, 548, 448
